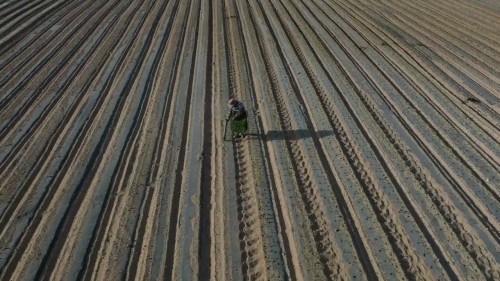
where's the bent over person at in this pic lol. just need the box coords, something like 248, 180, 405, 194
227, 98, 248, 139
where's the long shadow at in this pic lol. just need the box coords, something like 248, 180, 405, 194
245, 129, 333, 141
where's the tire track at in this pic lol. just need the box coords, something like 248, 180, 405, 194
240, 0, 328, 280
270, 1, 438, 279
223, 0, 268, 278
264, 0, 389, 278
315, 0, 500, 241
247, 99, 302, 280
289, 1, 487, 278
360, 96, 500, 280
398, 0, 500, 65
373, 1, 500, 104
318, 0, 500, 203
220, 1, 249, 279
337, 0, 499, 134
372, 108, 500, 280
249, 2, 348, 279
302, 1, 499, 278
230, 1, 296, 278
328, 1, 498, 236
242, 107, 290, 280
413, 1, 500, 44
233, 139, 268, 280
359, 1, 500, 114
344, 58, 500, 278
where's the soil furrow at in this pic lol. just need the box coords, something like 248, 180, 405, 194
293, 1, 492, 278
0, 0, 34, 20
211, 0, 230, 278
198, 0, 214, 275
330, 1, 500, 240
1, 0, 131, 221
0, 0, 138, 231
379, 8, 500, 103
245, 4, 325, 280
360, 33, 500, 200
140, 0, 195, 279
302, 1, 499, 277
331, 0, 500, 167
119, 1, 184, 280
442, 0, 500, 21
162, 0, 200, 278
317, 0, 500, 203
0, 0, 70, 55
0, 0, 498, 279
386, 12, 500, 90
233, 140, 268, 280
359, 3, 500, 115
63, 1, 183, 278
0, 0, 155, 279
0, 0, 51, 39
272, 1, 443, 279
0, 0, 104, 109
229, 0, 295, 279
315, 0, 500, 239
38, 0, 175, 279
250, 2, 350, 279
0, 0, 85, 71
405, 0, 500, 44
266, 1, 397, 279
222, 0, 269, 279
236, 1, 314, 279
0, 0, 121, 135
172, 0, 213, 277
220, 0, 250, 279
394, 0, 500, 67
335, 0, 500, 135
270, 0, 460, 278
0, 0, 128, 182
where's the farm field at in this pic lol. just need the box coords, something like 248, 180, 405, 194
0, 0, 499, 280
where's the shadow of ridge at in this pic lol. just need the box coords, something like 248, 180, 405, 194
264, 129, 333, 141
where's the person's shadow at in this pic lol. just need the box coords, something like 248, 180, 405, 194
246, 129, 333, 141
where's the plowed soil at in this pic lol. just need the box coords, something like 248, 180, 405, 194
0, 0, 499, 280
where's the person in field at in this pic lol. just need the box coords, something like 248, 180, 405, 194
227, 98, 248, 139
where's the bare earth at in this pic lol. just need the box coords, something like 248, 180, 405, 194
0, 0, 499, 280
